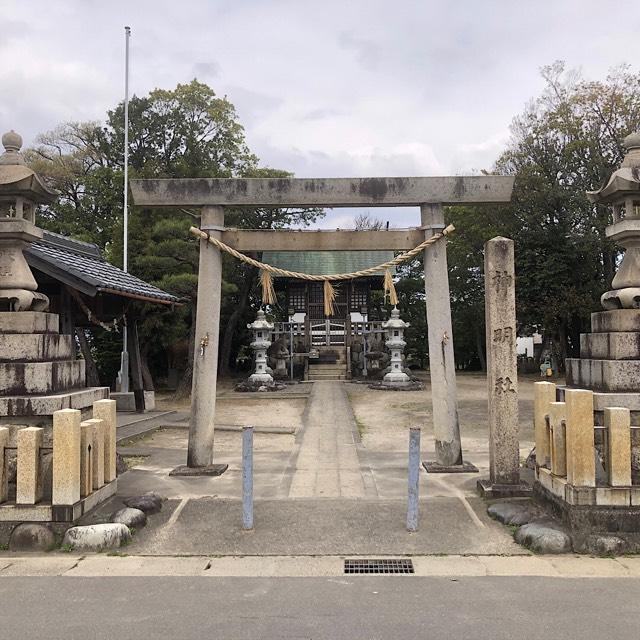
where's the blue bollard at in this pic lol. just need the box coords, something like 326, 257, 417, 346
242, 425, 254, 530
406, 426, 421, 532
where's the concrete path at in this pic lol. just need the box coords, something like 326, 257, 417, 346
288, 381, 370, 498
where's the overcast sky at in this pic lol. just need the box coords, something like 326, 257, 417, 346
1, 1, 639, 227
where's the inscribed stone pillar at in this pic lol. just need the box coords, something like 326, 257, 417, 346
605, 407, 631, 487
421, 203, 463, 467
86, 418, 105, 490
52, 408, 81, 505
484, 237, 520, 486
0, 427, 9, 503
80, 421, 94, 498
188, 206, 224, 468
93, 399, 117, 483
16, 426, 43, 504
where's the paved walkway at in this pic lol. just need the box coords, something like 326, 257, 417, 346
288, 382, 370, 498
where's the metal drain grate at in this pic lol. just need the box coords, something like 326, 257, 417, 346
344, 559, 414, 575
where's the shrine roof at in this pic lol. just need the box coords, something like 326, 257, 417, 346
261, 250, 395, 278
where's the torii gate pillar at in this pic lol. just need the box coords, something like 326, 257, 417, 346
170, 205, 228, 476
421, 203, 476, 472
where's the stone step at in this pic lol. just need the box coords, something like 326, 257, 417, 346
0, 312, 59, 334
566, 357, 640, 393
308, 374, 346, 381
0, 360, 85, 395
0, 333, 75, 362
580, 332, 640, 360
591, 309, 640, 333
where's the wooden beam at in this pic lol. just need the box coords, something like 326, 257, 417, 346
220, 228, 425, 251
130, 176, 515, 208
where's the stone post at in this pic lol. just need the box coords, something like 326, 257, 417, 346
16, 426, 43, 504
174, 206, 227, 476
80, 420, 94, 498
86, 417, 105, 490
564, 388, 595, 487
534, 381, 556, 468
52, 408, 81, 505
478, 237, 526, 496
421, 203, 471, 471
93, 399, 117, 483
0, 426, 9, 503
605, 407, 631, 487
549, 401, 567, 477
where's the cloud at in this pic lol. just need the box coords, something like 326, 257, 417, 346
193, 61, 221, 79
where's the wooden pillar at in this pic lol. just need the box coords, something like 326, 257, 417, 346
127, 318, 145, 413
421, 203, 465, 469
186, 206, 225, 469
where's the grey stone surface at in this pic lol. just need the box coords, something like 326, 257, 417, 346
591, 310, 640, 333
110, 392, 136, 412
124, 492, 163, 514
0, 360, 85, 395
514, 520, 572, 553
566, 357, 640, 392
111, 507, 147, 529
0, 386, 109, 418
62, 523, 131, 551
0, 311, 58, 334
9, 523, 55, 551
484, 237, 519, 486
587, 534, 627, 556
487, 501, 536, 526
580, 332, 640, 360
0, 333, 74, 362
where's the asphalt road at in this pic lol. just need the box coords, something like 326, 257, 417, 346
1, 576, 638, 639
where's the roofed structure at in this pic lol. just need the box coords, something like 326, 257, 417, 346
262, 250, 394, 277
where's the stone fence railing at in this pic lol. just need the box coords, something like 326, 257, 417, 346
534, 381, 638, 507
0, 399, 117, 522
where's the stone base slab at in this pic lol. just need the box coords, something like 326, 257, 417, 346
423, 460, 479, 473
476, 478, 532, 498
0, 359, 85, 395
110, 392, 136, 412
0, 333, 74, 362
566, 357, 640, 392
591, 309, 640, 333
0, 479, 117, 523
580, 332, 640, 360
0, 386, 109, 418
169, 464, 229, 477
0, 311, 59, 334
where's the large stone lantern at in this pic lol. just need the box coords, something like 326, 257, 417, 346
247, 309, 274, 385
382, 306, 411, 385
588, 132, 640, 309
0, 130, 56, 311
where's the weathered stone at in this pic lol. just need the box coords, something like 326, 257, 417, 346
485, 237, 519, 486
0, 426, 8, 503
93, 399, 117, 483
110, 392, 136, 412
580, 332, 640, 360
0, 311, 58, 334
111, 507, 147, 529
591, 309, 640, 333
9, 523, 55, 551
565, 389, 596, 487
534, 381, 556, 469
514, 520, 572, 553
79, 421, 94, 498
587, 534, 627, 556
605, 407, 632, 487
116, 452, 128, 475
124, 492, 163, 514
0, 333, 75, 362
62, 523, 131, 551
487, 501, 536, 526
85, 418, 105, 490
566, 357, 640, 393
549, 401, 567, 476
52, 408, 81, 506
16, 426, 43, 504
0, 360, 85, 395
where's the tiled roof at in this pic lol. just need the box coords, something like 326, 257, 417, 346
25, 231, 180, 305
261, 250, 395, 278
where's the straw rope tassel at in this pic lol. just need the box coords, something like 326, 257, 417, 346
323, 280, 336, 317
260, 269, 277, 306
383, 269, 399, 306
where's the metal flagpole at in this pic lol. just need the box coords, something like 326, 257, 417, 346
119, 25, 131, 394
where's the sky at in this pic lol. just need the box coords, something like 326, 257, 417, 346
1, 0, 639, 227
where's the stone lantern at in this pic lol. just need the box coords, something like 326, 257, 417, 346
382, 306, 410, 385
247, 309, 274, 385
588, 132, 640, 309
0, 130, 56, 311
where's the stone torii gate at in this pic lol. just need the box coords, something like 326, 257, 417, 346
130, 176, 514, 474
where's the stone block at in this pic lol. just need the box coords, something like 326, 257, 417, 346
591, 309, 640, 333
565, 485, 597, 506
93, 399, 117, 483
16, 426, 43, 504
0, 311, 59, 334
0, 426, 8, 503
85, 418, 105, 490
549, 401, 567, 476
0, 333, 74, 362
605, 407, 632, 487
80, 421, 94, 498
565, 389, 595, 487
580, 332, 640, 360
0, 386, 109, 418
566, 358, 640, 393
52, 408, 81, 506
537, 466, 553, 492
534, 381, 556, 469
593, 392, 640, 412
595, 487, 631, 507
110, 391, 136, 412
0, 359, 85, 395
631, 488, 640, 507
143, 390, 156, 411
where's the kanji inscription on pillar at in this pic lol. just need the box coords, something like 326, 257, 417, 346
485, 237, 520, 486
